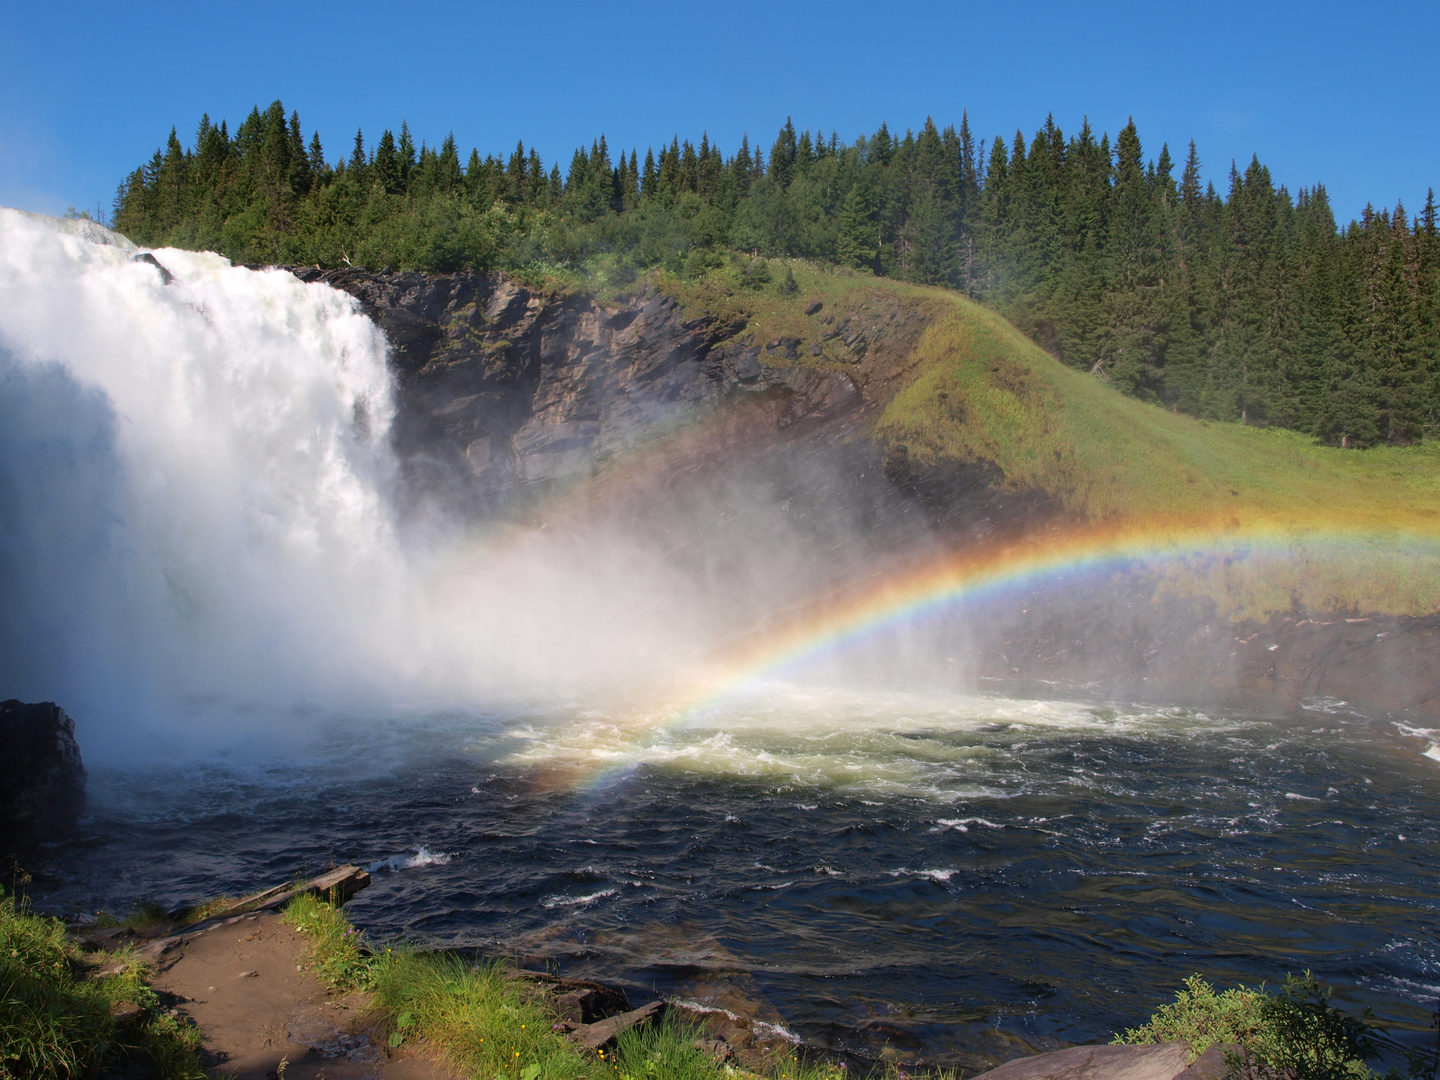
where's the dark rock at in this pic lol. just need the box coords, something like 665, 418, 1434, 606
972, 1042, 1190, 1080
694, 1037, 734, 1062
804, 300, 823, 315
0, 700, 86, 835
110, 1001, 145, 1023
765, 336, 802, 360
503, 969, 630, 1023
132, 252, 174, 284
731, 351, 763, 382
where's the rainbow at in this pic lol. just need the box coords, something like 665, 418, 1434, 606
521, 515, 1440, 791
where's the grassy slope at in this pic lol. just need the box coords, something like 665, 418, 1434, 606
0, 893, 204, 1080
659, 262, 1440, 617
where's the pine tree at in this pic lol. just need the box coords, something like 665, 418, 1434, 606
374, 130, 400, 194
769, 118, 798, 189
398, 122, 416, 190
349, 129, 367, 179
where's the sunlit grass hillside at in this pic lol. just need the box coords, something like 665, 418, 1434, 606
663, 261, 1440, 617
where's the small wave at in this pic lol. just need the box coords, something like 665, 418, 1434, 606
933, 817, 1003, 832
669, 1001, 800, 1043
890, 867, 956, 883
542, 889, 616, 909
368, 846, 452, 873
1284, 792, 1323, 802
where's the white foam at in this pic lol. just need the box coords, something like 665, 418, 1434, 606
668, 1001, 800, 1043
890, 868, 957, 883
541, 889, 616, 909
368, 847, 452, 873
933, 817, 1003, 832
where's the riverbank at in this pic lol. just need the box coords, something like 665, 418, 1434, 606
7, 868, 1404, 1080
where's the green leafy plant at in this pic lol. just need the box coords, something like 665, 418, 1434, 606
1115, 971, 1386, 1079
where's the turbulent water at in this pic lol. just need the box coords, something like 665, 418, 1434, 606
28, 691, 1440, 1066
5, 211, 1439, 1068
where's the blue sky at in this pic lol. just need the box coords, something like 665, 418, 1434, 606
4, 1, 1436, 225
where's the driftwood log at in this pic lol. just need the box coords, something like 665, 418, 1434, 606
134, 864, 370, 963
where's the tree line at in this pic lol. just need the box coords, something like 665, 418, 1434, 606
113, 101, 1439, 446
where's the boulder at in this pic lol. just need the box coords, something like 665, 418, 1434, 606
0, 700, 86, 834
972, 1043, 1191, 1080
1174, 1045, 1239, 1080
132, 251, 174, 284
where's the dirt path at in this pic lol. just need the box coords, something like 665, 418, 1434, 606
145, 912, 453, 1080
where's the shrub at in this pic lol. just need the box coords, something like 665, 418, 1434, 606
1115, 971, 1385, 1079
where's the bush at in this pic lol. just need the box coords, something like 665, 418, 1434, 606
1115, 971, 1385, 1079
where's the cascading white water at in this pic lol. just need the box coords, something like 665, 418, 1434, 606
0, 210, 731, 759
0, 209, 410, 754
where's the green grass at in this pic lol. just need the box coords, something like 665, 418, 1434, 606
284, 895, 947, 1080
655, 262, 1440, 619
874, 294, 1440, 531
0, 890, 204, 1080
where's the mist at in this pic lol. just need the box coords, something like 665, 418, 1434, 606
0, 210, 965, 763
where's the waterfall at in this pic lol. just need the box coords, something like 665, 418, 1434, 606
0, 210, 410, 755
0, 210, 719, 758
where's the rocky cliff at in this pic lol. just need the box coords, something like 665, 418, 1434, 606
1, 699, 86, 839
295, 269, 858, 514
294, 267, 1056, 541
302, 267, 1440, 721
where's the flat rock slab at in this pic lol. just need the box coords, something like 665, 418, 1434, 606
973, 1043, 1191, 1080
147, 910, 452, 1080
1175, 1045, 1237, 1080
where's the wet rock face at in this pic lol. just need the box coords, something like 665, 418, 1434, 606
0, 700, 86, 835
295, 269, 865, 520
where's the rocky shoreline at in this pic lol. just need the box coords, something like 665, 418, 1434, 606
65, 866, 1217, 1080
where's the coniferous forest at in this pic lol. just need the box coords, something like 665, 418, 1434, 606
113, 102, 1440, 447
